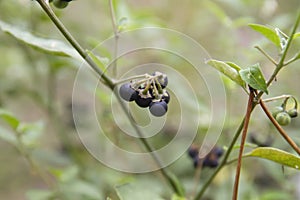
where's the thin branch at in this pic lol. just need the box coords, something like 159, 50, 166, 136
194, 118, 245, 200
256, 11, 300, 100
35, 0, 183, 195
109, 0, 119, 77
254, 46, 277, 66
284, 52, 300, 66
262, 94, 292, 103
260, 100, 300, 155
35, 0, 114, 88
232, 88, 254, 200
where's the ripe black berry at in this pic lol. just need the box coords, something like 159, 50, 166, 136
203, 158, 219, 168
162, 91, 170, 104
213, 147, 224, 158
135, 94, 153, 108
149, 101, 168, 117
119, 83, 137, 102
188, 145, 199, 159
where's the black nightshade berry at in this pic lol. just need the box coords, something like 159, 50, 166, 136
119, 83, 137, 102
203, 158, 219, 168
53, 0, 69, 8
149, 101, 168, 117
162, 91, 170, 104
135, 95, 153, 108
188, 145, 199, 159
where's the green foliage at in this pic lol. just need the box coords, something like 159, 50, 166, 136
246, 147, 300, 170
206, 59, 245, 88
239, 63, 268, 94
0, 20, 81, 60
248, 23, 281, 47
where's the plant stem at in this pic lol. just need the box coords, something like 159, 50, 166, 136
36, 0, 114, 89
195, 10, 300, 200
259, 100, 300, 155
232, 88, 254, 200
194, 118, 245, 200
262, 94, 292, 103
254, 46, 277, 65
36, 0, 183, 195
109, 0, 119, 77
256, 11, 300, 100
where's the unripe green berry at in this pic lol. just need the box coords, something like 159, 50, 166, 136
275, 112, 291, 126
272, 106, 284, 118
53, 0, 69, 9
287, 108, 298, 118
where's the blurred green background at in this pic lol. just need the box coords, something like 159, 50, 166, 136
0, 0, 300, 199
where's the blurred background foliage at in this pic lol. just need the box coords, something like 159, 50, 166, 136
0, 0, 300, 199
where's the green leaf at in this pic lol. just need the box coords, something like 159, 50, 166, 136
0, 20, 82, 60
293, 32, 300, 40
206, 59, 245, 88
275, 28, 288, 50
17, 121, 44, 147
0, 109, 20, 130
248, 24, 280, 47
246, 147, 300, 170
225, 61, 242, 71
239, 63, 268, 94
86, 50, 108, 72
115, 182, 165, 200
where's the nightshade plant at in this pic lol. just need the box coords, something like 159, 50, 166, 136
0, 1, 300, 200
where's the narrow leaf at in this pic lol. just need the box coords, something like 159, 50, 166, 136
0, 109, 20, 130
206, 59, 245, 88
275, 28, 288, 50
0, 20, 82, 60
248, 24, 280, 47
293, 32, 300, 40
86, 50, 108, 72
246, 147, 300, 170
239, 63, 268, 94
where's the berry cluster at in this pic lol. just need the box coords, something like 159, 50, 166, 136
118, 72, 170, 117
49, 0, 73, 9
188, 145, 224, 168
272, 97, 298, 126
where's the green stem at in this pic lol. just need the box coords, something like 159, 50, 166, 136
194, 11, 300, 199
36, 0, 114, 89
262, 94, 292, 103
194, 118, 245, 200
254, 46, 277, 66
109, 0, 119, 77
35, 0, 183, 195
256, 11, 300, 100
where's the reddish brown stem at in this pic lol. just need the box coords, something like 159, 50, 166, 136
260, 100, 300, 155
232, 89, 255, 200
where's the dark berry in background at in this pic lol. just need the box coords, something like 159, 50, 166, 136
188, 145, 199, 159
149, 101, 168, 117
119, 83, 137, 102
